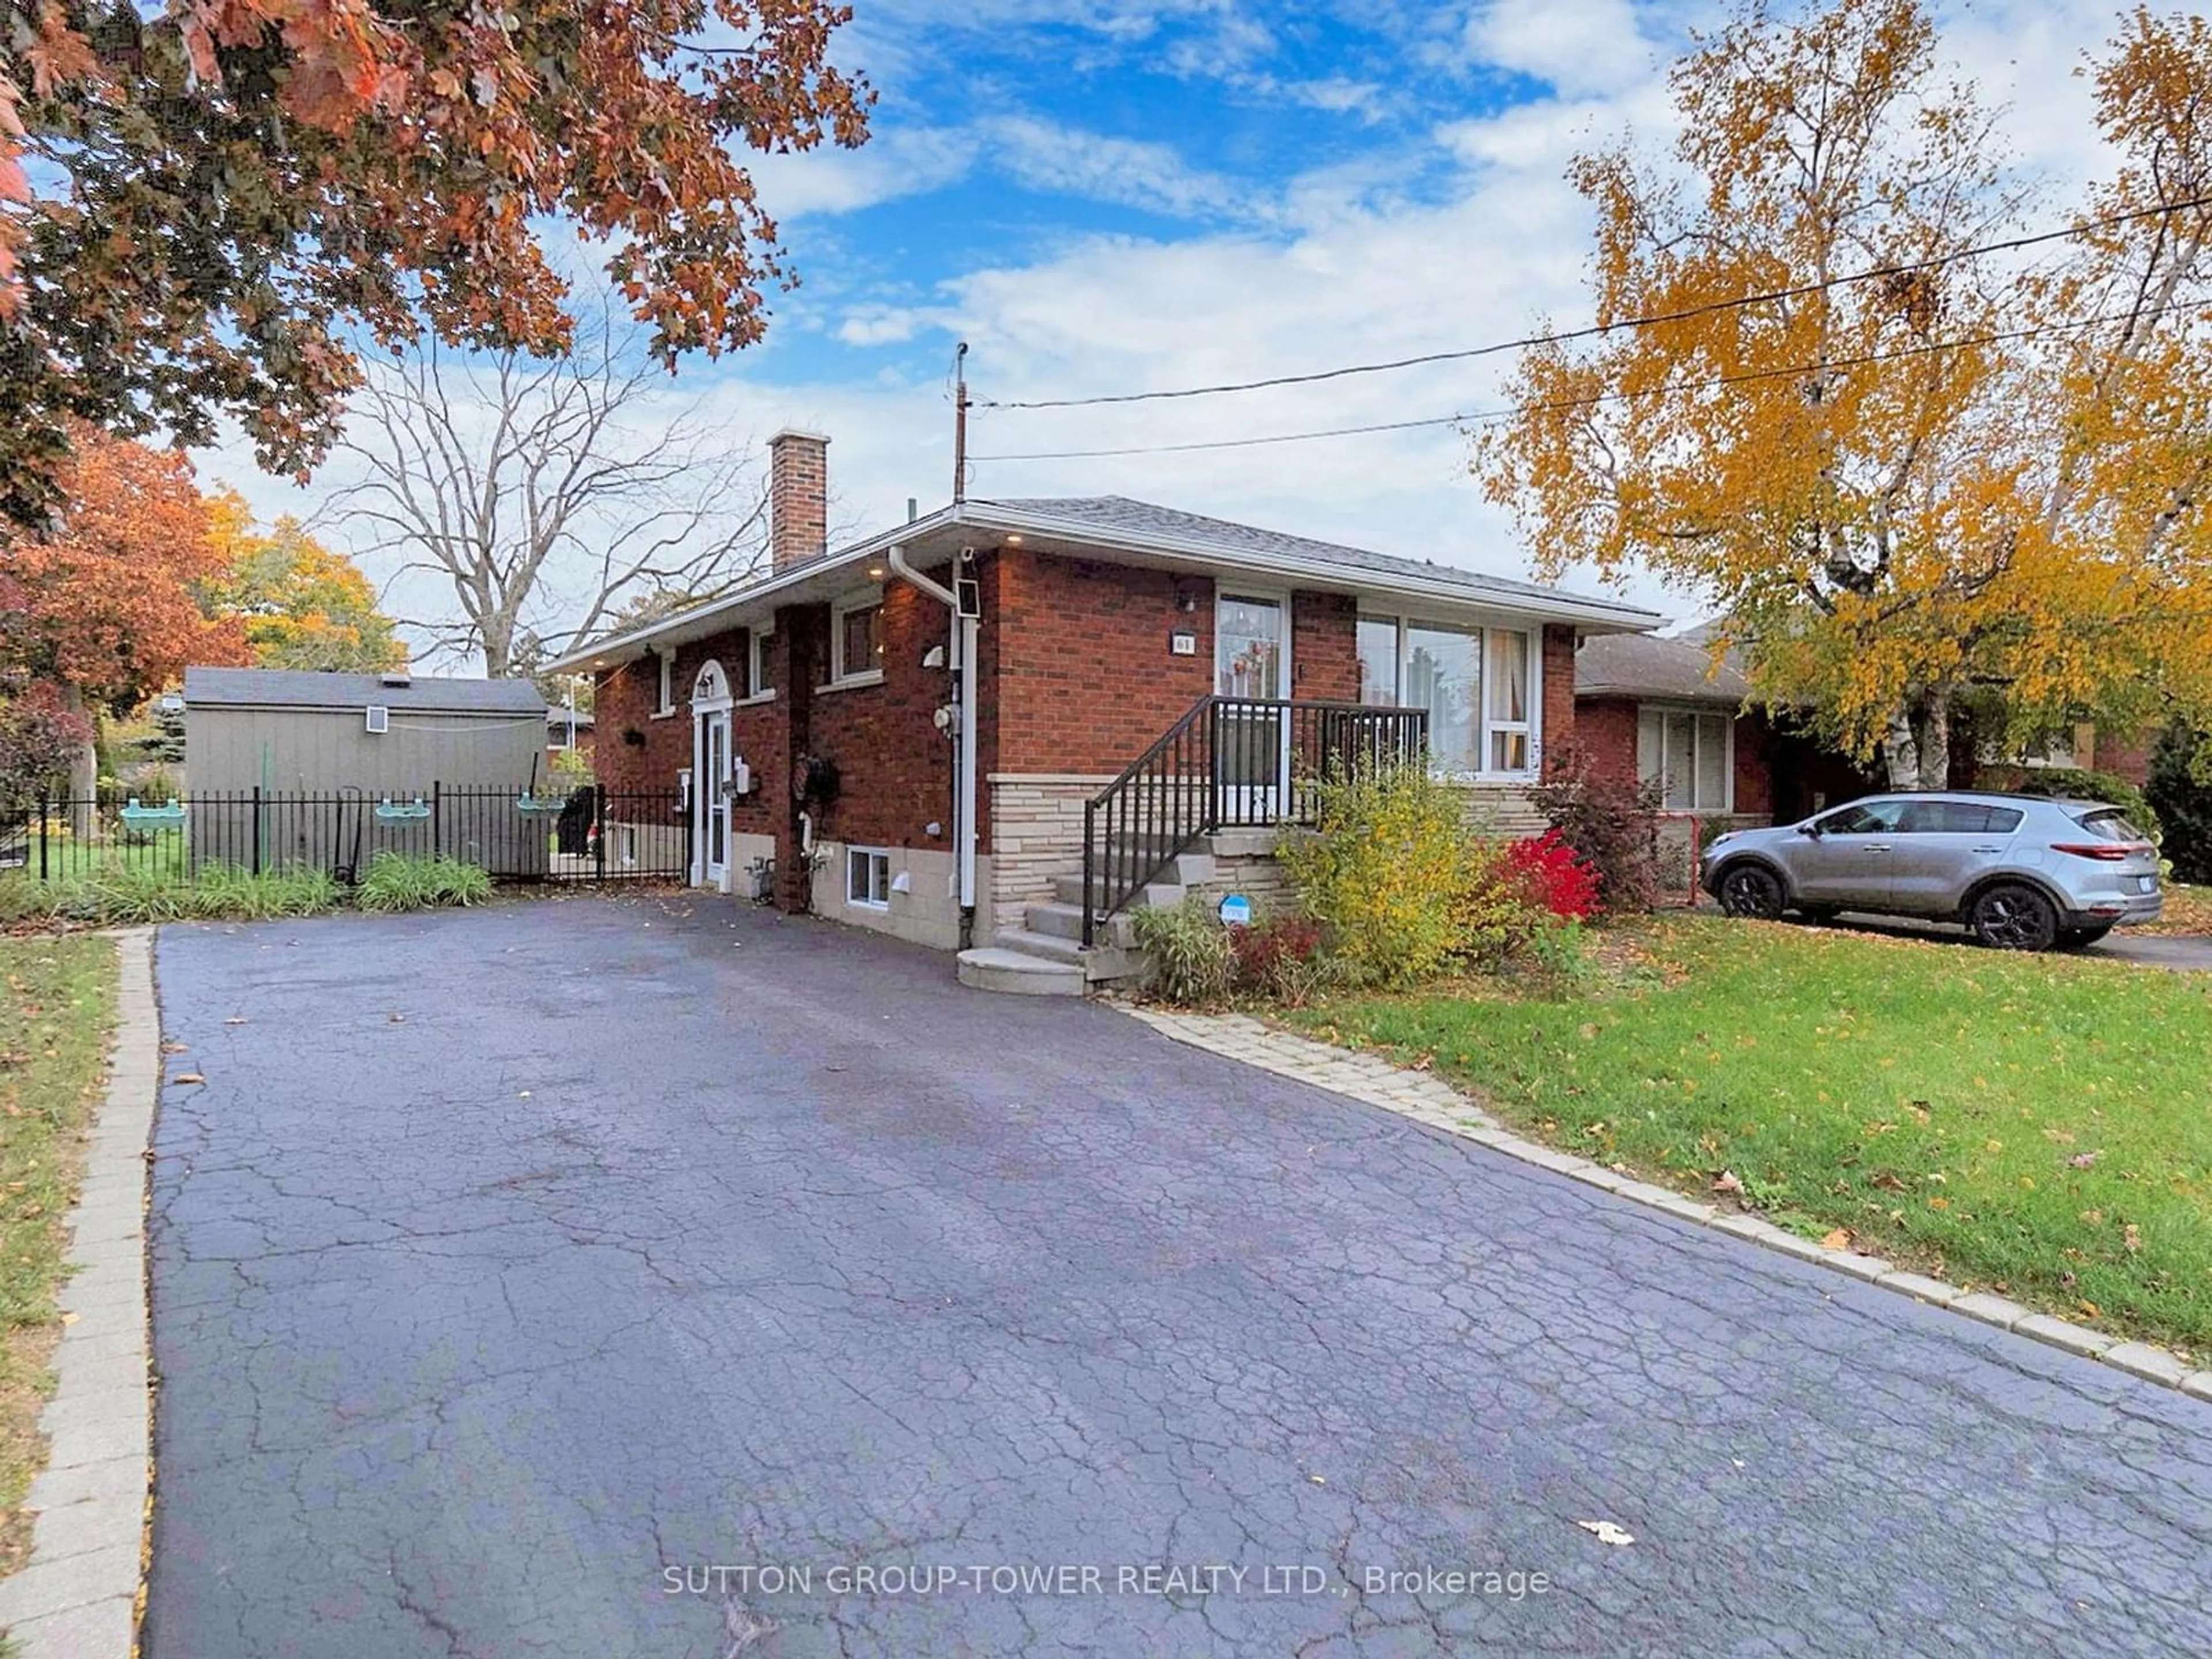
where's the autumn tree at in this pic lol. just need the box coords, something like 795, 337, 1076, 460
204, 493, 408, 673
327, 321, 770, 677
0, 0, 870, 531
1481, 0, 2212, 789
0, 427, 250, 801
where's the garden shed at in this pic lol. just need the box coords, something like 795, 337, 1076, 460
181, 667, 550, 877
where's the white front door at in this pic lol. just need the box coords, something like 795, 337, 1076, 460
1215, 593, 1290, 822
699, 710, 730, 888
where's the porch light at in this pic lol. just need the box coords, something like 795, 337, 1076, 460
1005, 534, 1024, 544
868, 565, 885, 579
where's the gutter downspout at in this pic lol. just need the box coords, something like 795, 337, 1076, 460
888, 544, 979, 950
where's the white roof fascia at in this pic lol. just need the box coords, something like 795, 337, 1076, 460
963, 502, 1665, 632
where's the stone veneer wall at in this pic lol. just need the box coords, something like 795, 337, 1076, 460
988, 774, 1113, 924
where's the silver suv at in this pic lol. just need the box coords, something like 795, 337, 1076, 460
1700, 791, 2162, 950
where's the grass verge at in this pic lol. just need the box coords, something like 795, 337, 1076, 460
1287, 915, 2212, 1357
0, 935, 118, 1579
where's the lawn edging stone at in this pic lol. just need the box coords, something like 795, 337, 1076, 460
1118, 1000, 2206, 1402
0, 927, 158, 1659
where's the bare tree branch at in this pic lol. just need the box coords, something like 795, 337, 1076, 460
324, 303, 770, 677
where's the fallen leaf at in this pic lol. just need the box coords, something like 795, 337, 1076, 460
172, 1072, 204, 1085
388, 1013, 406, 1024
224, 1017, 248, 1027
2067, 1151, 2100, 1169
160, 1041, 188, 1055
1710, 1170, 1744, 1196
2123, 1224, 2142, 1254
1870, 1172, 1909, 1192
59, 1311, 78, 1326
1575, 1520, 1635, 1546
2078, 1299, 2103, 1319
1819, 1228, 1851, 1251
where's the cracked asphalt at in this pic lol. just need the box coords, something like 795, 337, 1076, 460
145, 896, 2212, 1658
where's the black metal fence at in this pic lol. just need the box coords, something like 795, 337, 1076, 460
0, 786, 691, 886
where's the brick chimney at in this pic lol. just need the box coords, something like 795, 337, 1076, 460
768, 430, 830, 571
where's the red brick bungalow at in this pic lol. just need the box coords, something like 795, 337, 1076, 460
544, 433, 1661, 991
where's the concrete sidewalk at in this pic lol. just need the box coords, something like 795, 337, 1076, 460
0, 929, 157, 1658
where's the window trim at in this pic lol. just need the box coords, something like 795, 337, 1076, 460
1357, 611, 1543, 781
1637, 703, 1734, 814
650, 649, 676, 719
746, 620, 774, 700
846, 846, 891, 910
829, 593, 886, 688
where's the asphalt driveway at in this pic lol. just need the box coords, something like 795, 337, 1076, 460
145, 897, 2212, 1658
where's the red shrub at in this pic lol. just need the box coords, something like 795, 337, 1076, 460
1228, 913, 1330, 1003
1501, 828, 1600, 919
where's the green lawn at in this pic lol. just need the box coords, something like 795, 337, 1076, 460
0, 936, 118, 1580
1288, 916, 2212, 1357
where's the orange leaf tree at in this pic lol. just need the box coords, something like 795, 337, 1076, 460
203, 492, 408, 673
0, 426, 251, 796
0, 0, 870, 529
1480, 0, 2212, 788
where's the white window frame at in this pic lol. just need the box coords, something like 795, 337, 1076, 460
828, 593, 886, 688
846, 846, 891, 910
739, 622, 776, 704
651, 649, 676, 718
1356, 612, 1543, 781
1637, 704, 1734, 813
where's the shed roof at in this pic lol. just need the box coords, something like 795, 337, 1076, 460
1574, 632, 1749, 706
183, 668, 546, 717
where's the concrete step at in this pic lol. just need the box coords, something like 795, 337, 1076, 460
991, 928, 1143, 984
956, 947, 1087, 997
1051, 874, 1186, 911
1090, 849, 1217, 887
1024, 901, 1137, 948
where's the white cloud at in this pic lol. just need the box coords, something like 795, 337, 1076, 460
1460, 0, 1661, 99
978, 115, 1252, 220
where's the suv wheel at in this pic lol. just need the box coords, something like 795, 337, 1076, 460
1718, 864, 1785, 920
1968, 883, 2059, 952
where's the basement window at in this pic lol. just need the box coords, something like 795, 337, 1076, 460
846, 847, 891, 910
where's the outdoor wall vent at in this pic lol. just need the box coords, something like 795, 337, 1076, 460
365, 704, 390, 734
378, 672, 412, 688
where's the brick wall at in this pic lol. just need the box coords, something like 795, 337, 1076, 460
804, 581, 960, 852
1541, 624, 1576, 761
994, 550, 1217, 774
1291, 591, 1359, 700
1577, 696, 1639, 786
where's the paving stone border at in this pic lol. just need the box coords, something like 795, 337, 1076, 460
1119, 1003, 2212, 1403
0, 929, 157, 1658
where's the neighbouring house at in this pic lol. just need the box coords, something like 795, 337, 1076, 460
182, 667, 548, 876
546, 431, 1661, 993
1577, 632, 2153, 887
1575, 631, 1887, 890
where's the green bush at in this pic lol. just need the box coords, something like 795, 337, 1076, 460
1131, 895, 1236, 1007
1277, 759, 1472, 988
0, 862, 343, 926
2147, 726, 2212, 884
2009, 767, 2161, 844
355, 853, 494, 912
1529, 746, 1661, 915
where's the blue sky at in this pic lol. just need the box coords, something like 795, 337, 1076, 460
204, 0, 2131, 658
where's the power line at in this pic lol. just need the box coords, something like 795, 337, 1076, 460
970, 305, 2160, 464
976, 195, 2212, 414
